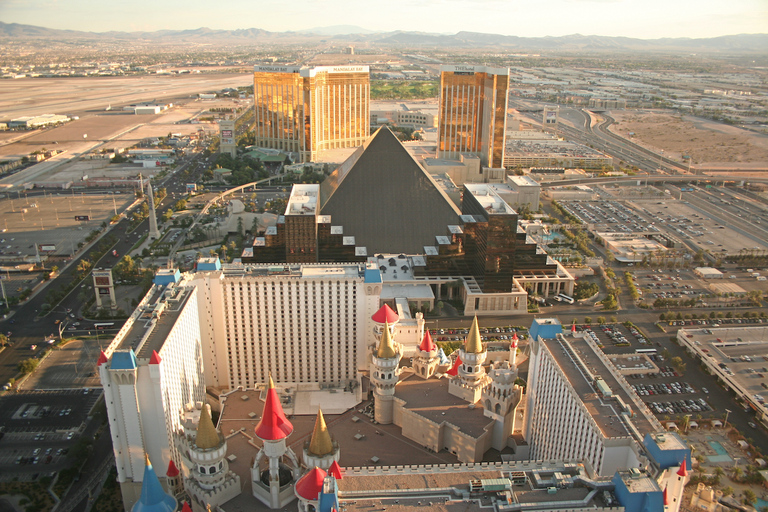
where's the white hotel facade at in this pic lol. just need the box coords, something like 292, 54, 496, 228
189, 262, 396, 390
523, 319, 660, 476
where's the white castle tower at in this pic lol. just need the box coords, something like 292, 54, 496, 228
146, 176, 160, 240
412, 329, 440, 379
482, 360, 523, 450
175, 403, 241, 511
252, 377, 300, 509
370, 321, 403, 424
448, 316, 491, 403
302, 409, 339, 471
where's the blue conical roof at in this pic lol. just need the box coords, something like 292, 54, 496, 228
132, 455, 177, 512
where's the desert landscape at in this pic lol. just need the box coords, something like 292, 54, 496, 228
609, 111, 768, 171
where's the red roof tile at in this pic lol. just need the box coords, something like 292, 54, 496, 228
295, 467, 327, 500
329, 460, 343, 480
149, 350, 162, 364
371, 303, 398, 324
447, 355, 462, 376
97, 350, 108, 366
166, 459, 179, 477
419, 330, 436, 353
254, 377, 293, 441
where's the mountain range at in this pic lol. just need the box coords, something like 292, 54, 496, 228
1, 22, 766, 53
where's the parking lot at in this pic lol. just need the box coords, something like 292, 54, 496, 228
579, 322, 716, 421
20, 337, 106, 390
0, 389, 101, 481
0, 192, 134, 261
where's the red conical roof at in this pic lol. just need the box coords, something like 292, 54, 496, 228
182, 502, 192, 512
371, 303, 398, 324
149, 350, 162, 364
329, 460, 343, 480
677, 459, 688, 477
571, 323, 577, 332
419, 330, 436, 353
295, 467, 327, 500
97, 350, 108, 366
447, 355, 462, 376
254, 376, 293, 441
663, 485, 669, 505
166, 459, 179, 477
511, 332, 519, 349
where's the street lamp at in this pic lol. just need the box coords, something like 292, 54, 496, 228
724, 409, 732, 429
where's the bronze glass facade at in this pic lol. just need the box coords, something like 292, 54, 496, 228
253, 65, 369, 162
438, 65, 509, 168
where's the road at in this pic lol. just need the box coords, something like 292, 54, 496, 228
0, 148, 205, 387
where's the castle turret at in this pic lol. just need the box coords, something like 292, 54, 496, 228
165, 460, 181, 497
302, 408, 339, 471
448, 316, 491, 403
412, 329, 439, 379
176, 403, 241, 511
370, 321, 403, 424
482, 361, 523, 450
252, 377, 300, 509
132, 454, 177, 512
294, 467, 327, 512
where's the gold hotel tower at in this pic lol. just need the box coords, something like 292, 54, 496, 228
438, 65, 509, 168
253, 65, 370, 162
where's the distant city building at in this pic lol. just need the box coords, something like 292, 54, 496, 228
438, 65, 509, 168
8, 114, 69, 129
253, 65, 370, 162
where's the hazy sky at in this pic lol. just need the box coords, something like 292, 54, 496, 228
1, 0, 766, 39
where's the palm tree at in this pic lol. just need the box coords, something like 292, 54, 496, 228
731, 466, 742, 481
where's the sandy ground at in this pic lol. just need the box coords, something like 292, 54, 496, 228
0, 74, 252, 119
609, 111, 768, 169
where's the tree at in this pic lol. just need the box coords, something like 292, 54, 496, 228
0, 334, 7, 346
174, 199, 187, 211
18, 358, 40, 374
743, 489, 756, 505
722, 486, 733, 497
584, 317, 592, 324
731, 466, 742, 481
163, 209, 173, 222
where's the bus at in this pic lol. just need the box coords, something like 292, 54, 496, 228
94, 322, 115, 330
558, 294, 575, 305
635, 348, 657, 354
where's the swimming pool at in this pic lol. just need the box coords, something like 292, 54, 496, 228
707, 440, 733, 463
709, 441, 728, 456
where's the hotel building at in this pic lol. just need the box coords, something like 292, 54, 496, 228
438, 65, 509, 168
253, 65, 370, 162
524, 319, 665, 476
98, 269, 205, 510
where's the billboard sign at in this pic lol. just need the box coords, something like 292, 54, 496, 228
545, 111, 558, 124
98, 288, 110, 294
221, 129, 234, 145
39, 245, 56, 252
74, 215, 90, 221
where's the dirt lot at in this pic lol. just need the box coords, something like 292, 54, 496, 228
609, 111, 768, 169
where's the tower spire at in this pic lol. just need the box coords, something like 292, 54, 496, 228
147, 178, 160, 240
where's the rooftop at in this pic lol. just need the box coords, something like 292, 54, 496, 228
541, 333, 658, 440
286, 184, 319, 216
394, 372, 494, 438
113, 281, 195, 359
464, 184, 517, 215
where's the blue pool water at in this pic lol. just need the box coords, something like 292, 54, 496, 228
709, 441, 728, 455
756, 498, 767, 511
